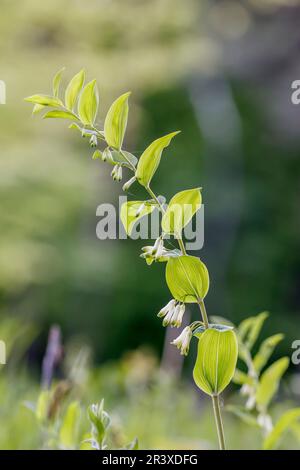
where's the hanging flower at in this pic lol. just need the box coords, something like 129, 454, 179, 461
171, 326, 193, 356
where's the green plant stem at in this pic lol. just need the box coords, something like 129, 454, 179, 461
197, 298, 209, 329
146, 185, 166, 214
212, 395, 226, 450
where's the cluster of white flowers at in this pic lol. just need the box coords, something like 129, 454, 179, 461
157, 299, 186, 328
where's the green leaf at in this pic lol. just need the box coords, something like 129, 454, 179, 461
238, 312, 269, 351
162, 188, 201, 235
226, 405, 259, 427
43, 110, 79, 121
78, 79, 99, 126
24, 94, 63, 107
135, 131, 180, 187
104, 92, 131, 150
59, 401, 81, 449
256, 357, 289, 410
52, 67, 65, 98
232, 368, 255, 386
92, 150, 102, 160
32, 104, 45, 115
165, 255, 209, 303
120, 200, 157, 236
253, 334, 284, 374
36, 390, 50, 422
263, 408, 300, 450
193, 328, 238, 396
110, 150, 138, 169
65, 69, 85, 111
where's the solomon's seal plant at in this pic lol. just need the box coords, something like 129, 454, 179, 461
25, 68, 239, 450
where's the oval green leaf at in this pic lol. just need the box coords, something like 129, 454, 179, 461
135, 131, 180, 187
104, 92, 131, 150
193, 328, 238, 396
162, 188, 201, 235
78, 79, 99, 126
166, 255, 209, 303
65, 69, 85, 111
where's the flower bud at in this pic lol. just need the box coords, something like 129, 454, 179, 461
157, 299, 176, 318
170, 303, 185, 327
152, 237, 164, 256
122, 176, 136, 192
116, 165, 122, 182
171, 326, 193, 356
102, 147, 113, 163
89, 134, 98, 147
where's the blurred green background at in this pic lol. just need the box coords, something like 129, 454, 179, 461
0, 0, 300, 449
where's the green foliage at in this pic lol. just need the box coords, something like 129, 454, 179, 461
135, 131, 180, 187
256, 357, 289, 411
52, 67, 65, 99
161, 188, 201, 235
78, 80, 99, 126
229, 313, 293, 450
120, 200, 158, 236
263, 409, 300, 450
193, 328, 238, 396
59, 401, 81, 449
104, 92, 131, 150
65, 69, 85, 111
24, 67, 293, 451
166, 255, 209, 303
24, 95, 63, 107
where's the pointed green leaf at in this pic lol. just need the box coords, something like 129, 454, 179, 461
78, 79, 99, 126
24, 95, 63, 107
162, 188, 201, 235
65, 70, 85, 111
226, 405, 259, 427
253, 334, 284, 374
32, 104, 45, 115
43, 110, 79, 121
232, 368, 255, 386
52, 67, 65, 98
120, 200, 157, 236
256, 357, 289, 410
59, 401, 81, 449
193, 328, 238, 396
104, 92, 131, 149
238, 312, 269, 351
135, 131, 180, 187
263, 408, 300, 450
166, 255, 209, 303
